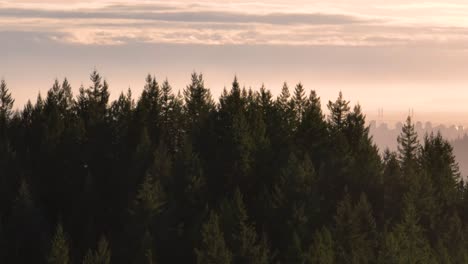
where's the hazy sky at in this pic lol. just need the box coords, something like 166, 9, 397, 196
2, 0, 468, 122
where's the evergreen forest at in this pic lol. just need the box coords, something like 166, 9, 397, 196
0, 71, 466, 263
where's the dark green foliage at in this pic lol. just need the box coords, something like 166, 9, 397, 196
327, 91, 350, 132
48, 223, 70, 264
334, 193, 377, 264
229, 189, 270, 264
195, 211, 232, 264
0, 79, 14, 122
383, 196, 435, 263
307, 227, 335, 264
83, 236, 111, 264
397, 116, 419, 175
0, 72, 465, 263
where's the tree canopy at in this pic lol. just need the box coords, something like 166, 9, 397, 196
0, 72, 466, 263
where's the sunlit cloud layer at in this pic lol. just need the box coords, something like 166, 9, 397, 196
2, 0, 468, 46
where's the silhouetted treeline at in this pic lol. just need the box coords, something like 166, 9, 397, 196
0, 72, 467, 263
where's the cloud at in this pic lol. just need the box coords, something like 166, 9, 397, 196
0, 7, 365, 25
1, 0, 468, 48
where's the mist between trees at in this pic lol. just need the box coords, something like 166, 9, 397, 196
0, 71, 466, 263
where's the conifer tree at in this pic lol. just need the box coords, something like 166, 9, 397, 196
397, 116, 419, 175
334, 193, 377, 264
274, 82, 295, 153
296, 90, 327, 167
132, 174, 166, 227
89, 70, 110, 110
160, 79, 174, 139
277, 82, 291, 110
292, 83, 307, 125
83, 236, 111, 264
285, 231, 305, 264
195, 211, 232, 264
60, 78, 74, 112
137, 75, 162, 145
134, 230, 157, 264
343, 104, 382, 212
433, 212, 468, 263
81, 70, 110, 124
0, 79, 14, 210
48, 223, 70, 264
217, 77, 254, 192
184, 72, 214, 127
327, 91, 350, 132
230, 189, 269, 264
0, 79, 14, 122
420, 132, 460, 210
7, 179, 48, 262
307, 227, 335, 264
390, 196, 434, 263
382, 150, 404, 223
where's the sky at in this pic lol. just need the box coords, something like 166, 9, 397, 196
2, 0, 468, 124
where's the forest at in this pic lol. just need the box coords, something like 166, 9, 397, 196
0, 71, 466, 263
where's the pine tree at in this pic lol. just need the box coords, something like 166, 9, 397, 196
435, 212, 468, 263
136, 75, 162, 145
397, 116, 419, 175
60, 78, 74, 112
9, 179, 47, 262
285, 231, 305, 264
195, 211, 232, 264
0, 79, 14, 122
377, 231, 401, 264
131, 174, 167, 227
83, 236, 111, 264
217, 77, 254, 192
292, 83, 306, 126
160, 78, 174, 139
296, 90, 327, 168
0, 79, 13, 158
334, 193, 377, 264
230, 189, 269, 264
327, 91, 350, 132
0, 79, 14, 212
307, 227, 335, 264
343, 104, 382, 215
351, 194, 377, 263
277, 82, 290, 109
274, 82, 295, 151
134, 230, 157, 264
89, 70, 110, 109
184, 72, 214, 128
382, 150, 404, 224
390, 196, 434, 263
84, 70, 110, 123
48, 223, 70, 264
420, 132, 460, 210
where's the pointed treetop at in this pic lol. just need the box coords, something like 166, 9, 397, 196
47, 223, 70, 264
0, 79, 14, 120
195, 211, 232, 264
397, 116, 419, 172
327, 91, 350, 130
